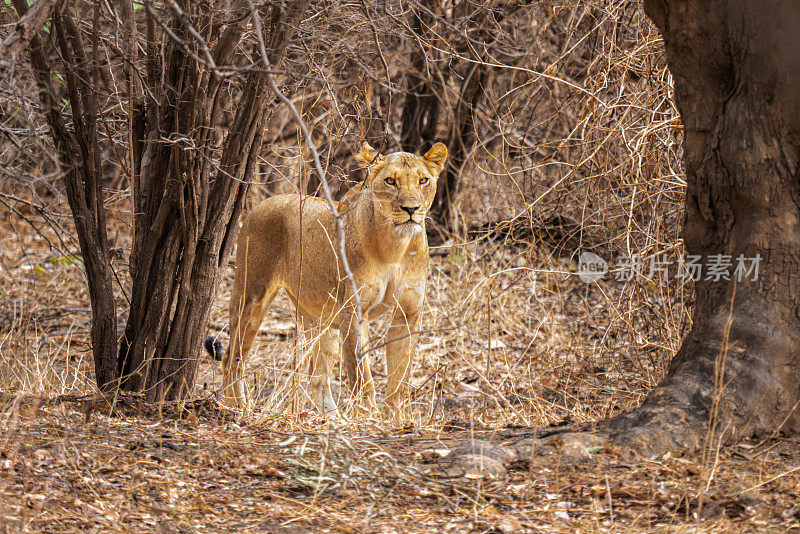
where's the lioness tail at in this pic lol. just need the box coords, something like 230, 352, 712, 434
204, 336, 224, 361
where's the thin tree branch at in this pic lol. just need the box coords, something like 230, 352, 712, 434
245, 0, 365, 361
0, 0, 59, 61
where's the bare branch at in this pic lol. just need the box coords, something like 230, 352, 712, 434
246, 0, 366, 362
0, 0, 59, 62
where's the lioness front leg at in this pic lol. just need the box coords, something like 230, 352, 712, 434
304, 319, 340, 415
339, 309, 377, 411
223, 303, 256, 411
384, 306, 421, 416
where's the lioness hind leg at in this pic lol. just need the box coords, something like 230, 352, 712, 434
223, 284, 277, 412
304, 321, 340, 415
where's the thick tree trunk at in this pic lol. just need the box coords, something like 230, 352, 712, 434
604, 0, 800, 453
116, 1, 310, 402
17, 0, 119, 390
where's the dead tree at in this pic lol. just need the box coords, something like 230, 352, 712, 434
603, 0, 800, 452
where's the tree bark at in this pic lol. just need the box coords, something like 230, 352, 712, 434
604, 0, 800, 453
16, 0, 309, 402
0, 0, 59, 62
16, 0, 119, 390
118, 0, 310, 402
399, 0, 443, 155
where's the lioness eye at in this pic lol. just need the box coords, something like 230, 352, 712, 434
385, 177, 396, 186
419, 177, 429, 185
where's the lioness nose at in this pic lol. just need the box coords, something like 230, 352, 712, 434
400, 206, 419, 217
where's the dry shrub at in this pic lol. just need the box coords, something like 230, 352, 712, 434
0, 0, 689, 429
207, 0, 692, 429
6, 5, 800, 534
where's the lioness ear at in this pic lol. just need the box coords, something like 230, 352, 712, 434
422, 142, 448, 175
355, 141, 385, 166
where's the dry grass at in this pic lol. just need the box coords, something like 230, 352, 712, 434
2, 0, 799, 531
2, 393, 800, 532
1, 192, 799, 533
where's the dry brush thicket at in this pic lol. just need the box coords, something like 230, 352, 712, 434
0, 0, 687, 426
13, 2, 796, 532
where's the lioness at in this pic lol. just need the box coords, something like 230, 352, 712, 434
207, 141, 447, 414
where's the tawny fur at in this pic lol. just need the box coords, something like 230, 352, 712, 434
220, 142, 447, 415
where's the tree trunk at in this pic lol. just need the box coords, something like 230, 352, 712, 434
118, 1, 310, 402
432, 61, 488, 229
17, 0, 309, 402
17, 0, 119, 390
399, 0, 443, 155
604, 0, 800, 453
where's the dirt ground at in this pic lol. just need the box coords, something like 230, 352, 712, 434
2, 393, 800, 533
1, 198, 799, 533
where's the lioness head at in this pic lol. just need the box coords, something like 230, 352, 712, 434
355, 142, 448, 236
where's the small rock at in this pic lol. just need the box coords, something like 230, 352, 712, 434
515, 432, 605, 466
450, 439, 517, 463
497, 515, 522, 533
440, 439, 518, 479
444, 454, 507, 479
32, 449, 50, 462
